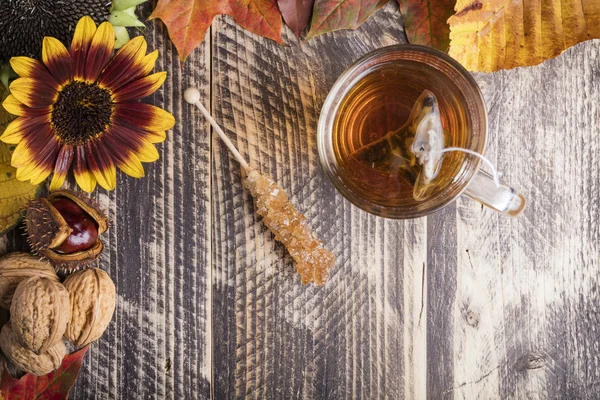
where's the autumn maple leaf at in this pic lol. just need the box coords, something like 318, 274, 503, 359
150, 0, 283, 62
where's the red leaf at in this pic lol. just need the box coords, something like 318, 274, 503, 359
150, 0, 283, 62
0, 347, 88, 400
398, 0, 455, 51
277, 0, 315, 38
306, 0, 390, 40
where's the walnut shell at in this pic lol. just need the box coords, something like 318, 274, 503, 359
0, 322, 66, 376
0, 253, 59, 309
10, 276, 71, 354
63, 268, 116, 347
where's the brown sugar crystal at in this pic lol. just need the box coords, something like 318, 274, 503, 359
244, 170, 335, 285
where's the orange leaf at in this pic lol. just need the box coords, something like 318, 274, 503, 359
149, 0, 283, 62
0, 347, 88, 400
448, 0, 600, 72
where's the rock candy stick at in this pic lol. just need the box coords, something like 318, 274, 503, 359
184, 88, 335, 285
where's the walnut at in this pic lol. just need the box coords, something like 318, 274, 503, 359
0, 322, 66, 376
63, 268, 116, 347
10, 276, 71, 354
0, 253, 59, 309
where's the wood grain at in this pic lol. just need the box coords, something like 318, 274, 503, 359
68, 4, 213, 398
428, 41, 600, 399
210, 3, 429, 399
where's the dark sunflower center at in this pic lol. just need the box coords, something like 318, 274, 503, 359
51, 81, 114, 145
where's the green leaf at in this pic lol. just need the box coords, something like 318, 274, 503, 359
306, 0, 390, 40
0, 347, 89, 400
398, 0, 455, 52
0, 85, 43, 237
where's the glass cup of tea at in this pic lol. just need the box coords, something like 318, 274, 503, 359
317, 44, 525, 219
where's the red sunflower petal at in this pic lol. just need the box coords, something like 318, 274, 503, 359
16, 136, 60, 184
112, 72, 167, 102
1, 115, 51, 145
85, 140, 117, 190
114, 103, 175, 132
9, 78, 58, 108
42, 37, 73, 85
71, 16, 97, 81
9, 57, 59, 86
107, 123, 160, 162
84, 22, 115, 83
49, 145, 75, 191
11, 123, 56, 167
100, 130, 145, 178
74, 146, 97, 193
97, 36, 147, 90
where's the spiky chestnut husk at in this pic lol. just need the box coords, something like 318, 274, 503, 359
0, 0, 111, 64
25, 190, 109, 273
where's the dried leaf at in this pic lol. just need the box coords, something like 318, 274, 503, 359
0, 347, 88, 400
398, 0, 455, 51
448, 0, 600, 72
0, 85, 43, 237
278, 0, 315, 37
149, 0, 283, 62
306, 0, 390, 40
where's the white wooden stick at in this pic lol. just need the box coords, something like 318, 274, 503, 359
184, 87, 251, 171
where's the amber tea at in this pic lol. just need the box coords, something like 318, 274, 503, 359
331, 60, 471, 208
319, 45, 524, 219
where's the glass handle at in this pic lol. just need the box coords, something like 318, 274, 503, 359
464, 170, 526, 216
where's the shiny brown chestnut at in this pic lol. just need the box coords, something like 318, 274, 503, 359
25, 190, 108, 272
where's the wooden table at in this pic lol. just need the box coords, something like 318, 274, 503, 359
2, 2, 599, 399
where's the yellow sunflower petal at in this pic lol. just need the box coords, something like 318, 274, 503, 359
145, 131, 167, 144
74, 170, 97, 193
3, 95, 27, 116
16, 162, 52, 184
91, 165, 116, 191
11, 140, 33, 167
1, 119, 25, 144
9, 57, 56, 85
9, 78, 58, 108
72, 16, 97, 50
49, 171, 67, 191
71, 16, 97, 80
84, 21, 115, 82
42, 37, 72, 84
135, 139, 160, 162
138, 50, 159, 77
117, 152, 145, 178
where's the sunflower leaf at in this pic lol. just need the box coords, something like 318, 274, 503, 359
448, 0, 600, 72
0, 86, 43, 237
0, 347, 88, 399
149, 0, 283, 62
111, 0, 148, 12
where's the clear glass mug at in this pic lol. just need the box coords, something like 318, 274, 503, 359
317, 44, 526, 219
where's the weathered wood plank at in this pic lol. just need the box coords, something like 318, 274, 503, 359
210, 3, 428, 399
429, 41, 600, 399
67, 5, 212, 399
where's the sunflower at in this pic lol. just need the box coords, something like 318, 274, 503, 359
0, 16, 175, 192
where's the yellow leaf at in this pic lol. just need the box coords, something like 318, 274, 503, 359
448, 0, 600, 72
0, 85, 43, 237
